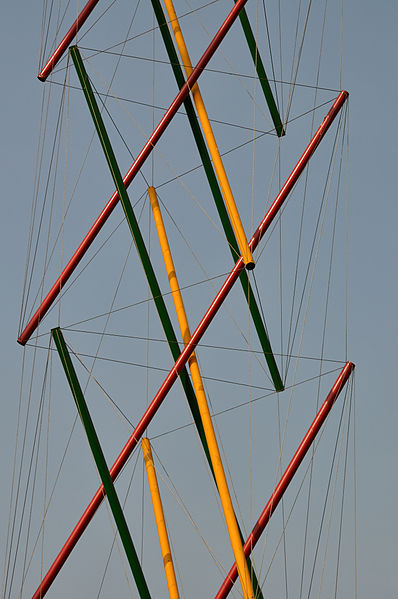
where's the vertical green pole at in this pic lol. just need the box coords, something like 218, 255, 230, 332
51, 327, 151, 599
150, 0, 284, 392
69, 45, 212, 466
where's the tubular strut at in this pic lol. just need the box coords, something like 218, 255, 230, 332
233, 0, 284, 136
151, 0, 283, 392
149, 186, 255, 599
69, 44, 212, 470
52, 328, 151, 599
214, 361, 355, 599
70, 47, 258, 595
18, 0, 250, 346
30, 90, 348, 599
163, 0, 254, 269
141, 438, 180, 599
37, 0, 284, 136
38, 0, 101, 81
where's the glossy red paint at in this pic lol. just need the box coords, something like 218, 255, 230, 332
29, 91, 348, 599
38, 0, 101, 81
19, 0, 251, 346
214, 361, 355, 599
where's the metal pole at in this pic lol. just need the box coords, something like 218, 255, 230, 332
38, 0, 101, 81
18, 0, 250, 346
214, 361, 355, 599
233, 0, 284, 136
30, 91, 348, 599
52, 328, 151, 599
69, 45, 207, 463
151, 0, 283, 391
163, 0, 254, 268
149, 186, 255, 599
141, 438, 180, 599
37, 0, 284, 135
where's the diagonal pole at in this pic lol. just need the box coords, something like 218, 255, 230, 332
69, 44, 211, 470
18, 0, 251, 347
233, 0, 285, 136
163, 0, 254, 269
214, 361, 355, 599
29, 91, 348, 599
151, 0, 283, 391
38, 0, 101, 81
149, 186, 254, 599
52, 327, 151, 599
37, 0, 284, 135
141, 438, 180, 599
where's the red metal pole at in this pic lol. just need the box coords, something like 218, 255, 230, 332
30, 91, 348, 599
18, 89, 347, 346
214, 361, 355, 599
19, 0, 250, 346
38, 0, 101, 81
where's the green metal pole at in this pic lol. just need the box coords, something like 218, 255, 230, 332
233, 0, 284, 137
70, 45, 212, 466
150, 0, 284, 392
51, 327, 151, 599
71, 42, 274, 599
147, 12, 284, 588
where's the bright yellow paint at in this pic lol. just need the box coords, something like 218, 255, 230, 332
162, 0, 254, 269
148, 186, 255, 599
141, 437, 180, 599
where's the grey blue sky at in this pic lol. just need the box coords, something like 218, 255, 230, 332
1, 1, 397, 598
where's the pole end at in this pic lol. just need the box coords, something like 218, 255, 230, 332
277, 125, 286, 137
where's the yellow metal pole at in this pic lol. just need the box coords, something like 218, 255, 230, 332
162, 0, 254, 270
148, 186, 255, 599
141, 438, 180, 599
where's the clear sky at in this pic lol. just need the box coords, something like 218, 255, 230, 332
1, 1, 397, 598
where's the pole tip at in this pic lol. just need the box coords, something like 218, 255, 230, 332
245, 261, 255, 271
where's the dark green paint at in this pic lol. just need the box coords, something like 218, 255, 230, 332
150, 2, 284, 392
70, 45, 212, 467
70, 47, 281, 595
52, 327, 151, 599
234, 0, 285, 137
150, 5, 278, 597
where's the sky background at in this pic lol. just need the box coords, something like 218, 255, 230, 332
1, 1, 397, 598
